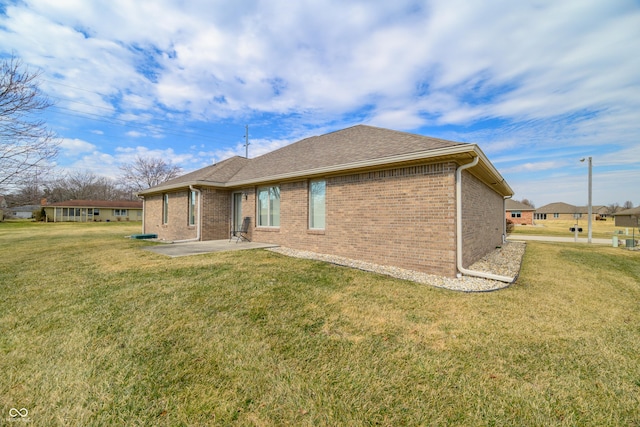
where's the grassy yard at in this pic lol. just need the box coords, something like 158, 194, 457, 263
509, 218, 631, 239
1, 221, 639, 426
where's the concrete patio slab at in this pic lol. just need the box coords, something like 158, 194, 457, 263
142, 239, 279, 258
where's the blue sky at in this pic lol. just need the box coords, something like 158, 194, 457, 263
2, 0, 639, 207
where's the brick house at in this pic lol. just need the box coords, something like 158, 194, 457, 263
613, 207, 640, 227
505, 199, 535, 225
534, 202, 608, 221
138, 125, 513, 278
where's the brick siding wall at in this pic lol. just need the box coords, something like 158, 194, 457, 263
251, 162, 459, 277
143, 191, 197, 241
201, 188, 232, 240
461, 171, 505, 267
143, 162, 506, 277
506, 210, 534, 225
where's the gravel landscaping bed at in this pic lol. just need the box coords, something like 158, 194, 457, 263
268, 241, 526, 292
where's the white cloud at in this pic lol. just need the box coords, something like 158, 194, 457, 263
1, 0, 638, 206
59, 138, 96, 156
125, 131, 145, 138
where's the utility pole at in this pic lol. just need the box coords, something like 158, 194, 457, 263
587, 156, 592, 243
244, 125, 250, 158
581, 156, 593, 243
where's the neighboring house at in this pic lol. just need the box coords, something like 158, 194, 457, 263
139, 125, 513, 278
505, 199, 535, 225
43, 200, 143, 222
534, 202, 607, 221
613, 207, 640, 228
8, 205, 41, 219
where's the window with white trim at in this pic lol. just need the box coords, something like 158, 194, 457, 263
309, 179, 326, 229
114, 209, 128, 216
163, 193, 169, 224
257, 186, 280, 227
511, 211, 521, 218
188, 190, 197, 226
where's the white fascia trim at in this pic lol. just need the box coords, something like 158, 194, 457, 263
138, 144, 512, 196
137, 180, 227, 196
229, 144, 479, 187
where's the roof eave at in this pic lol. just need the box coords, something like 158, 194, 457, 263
137, 145, 513, 198
230, 144, 513, 196
137, 180, 228, 196
470, 145, 514, 197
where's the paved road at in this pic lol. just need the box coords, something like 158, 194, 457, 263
507, 235, 613, 244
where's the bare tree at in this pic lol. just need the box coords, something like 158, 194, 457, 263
607, 202, 620, 215
0, 55, 59, 190
622, 200, 634, 210
119, 155, 182, 192
42, 170, 131, 203
519, 198, 535, 208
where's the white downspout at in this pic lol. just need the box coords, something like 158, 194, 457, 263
172, 186, 201, 243
503, 195, 512, 243
456, 157, 514, 283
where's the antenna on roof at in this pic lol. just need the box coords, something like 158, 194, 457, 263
244, 125, 250, 158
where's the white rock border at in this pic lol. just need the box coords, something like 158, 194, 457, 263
267, 242, 526, 292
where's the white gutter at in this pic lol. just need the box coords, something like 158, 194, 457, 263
172, 185, 202, 243
456, 157, 514, 283
229, 144, 479, 187
137, 144, 492, 195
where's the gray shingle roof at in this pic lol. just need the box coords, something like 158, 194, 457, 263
227, 125, 465, 183
535, 202, 577, 214
614, 206, 640, 216
139, 124, 512, 196
505, 199, 535, 211
536, 202, 606, 214
159, 156, 249, 187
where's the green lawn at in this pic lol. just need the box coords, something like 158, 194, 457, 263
510, 218, 629, 239
1, 221, 639, 426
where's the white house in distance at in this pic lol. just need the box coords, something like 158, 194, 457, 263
43, 200, 143, 222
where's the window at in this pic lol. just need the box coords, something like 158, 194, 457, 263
63, 208, 80, 217
553, 213, 559, 218
534, 213, 547, 220
114, 209, 128, 216
257, 186, 280, 227
188, 190, 197, 226
309, 179, 326, 229
511, 211, 522, 218
93, 209, 100, 216
163, 193, 169, 224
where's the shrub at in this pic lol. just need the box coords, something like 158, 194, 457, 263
506, 219, 514, 234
